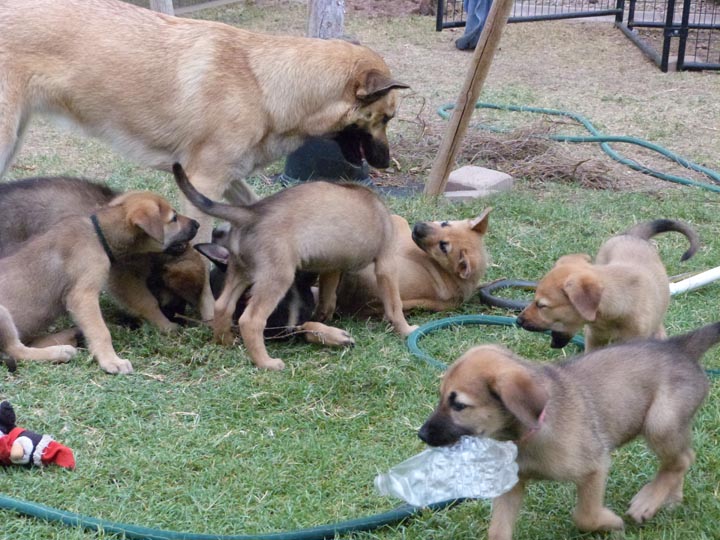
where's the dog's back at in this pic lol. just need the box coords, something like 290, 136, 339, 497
0, 177, 116, 255
559, 323, 716, 446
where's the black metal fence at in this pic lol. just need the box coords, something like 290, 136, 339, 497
437, 0, 720, 71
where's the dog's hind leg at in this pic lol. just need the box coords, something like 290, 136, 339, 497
628, 424, 695, 523
212, 264, 251, 346
315, 271, 342, 322
573, 465, 624, 532
238, 272, 296, 371
0, 306, 76, 367
29, 328, 83, 348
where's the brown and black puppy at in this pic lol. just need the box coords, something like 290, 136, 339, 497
0, 0, 409, 319
173, 164, 416, 371
195, 224, 355, 349
517, 219, 700, 350
419, 323, 718, 539
0, 176, 206, 331
337, 209, 492, 314
0, 191, 198, 374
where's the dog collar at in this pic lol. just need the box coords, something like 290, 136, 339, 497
90, 214, 116, 264
516, 407, 547, 445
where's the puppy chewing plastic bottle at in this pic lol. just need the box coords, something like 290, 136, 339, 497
374, 436, 518, 507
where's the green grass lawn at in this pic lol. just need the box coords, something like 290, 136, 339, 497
2, 174, 719, 540
2, 2, 720, 539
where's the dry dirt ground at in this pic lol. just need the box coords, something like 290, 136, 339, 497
9, 0, 720, 194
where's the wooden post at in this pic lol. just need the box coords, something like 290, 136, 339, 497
150, 0, 174, 15
424, 0, 514, 196
307, 0, 345, 39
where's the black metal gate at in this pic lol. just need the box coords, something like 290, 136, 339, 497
436, 0, 720, 71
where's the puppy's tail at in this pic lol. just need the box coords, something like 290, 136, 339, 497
172, 163, 253, 226
622, 219, 700, 261
671, 321, 720, 361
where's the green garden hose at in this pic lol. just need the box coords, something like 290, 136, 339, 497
438, 102, 720, 193
0, 493, 463, 540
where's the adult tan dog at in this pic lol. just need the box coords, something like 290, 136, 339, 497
173, 163, 416, 371
0, 176, 206, 332
419, 323, 718, 539
0, 0, 409, 317
516, 219, 700, 351
337, 209, 492, 314
0, 191, 198, 374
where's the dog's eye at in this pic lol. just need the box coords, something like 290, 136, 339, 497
170, 213, 178, 223
535, 300, 548, 309
450, 401, 468, 412
382, 114, 392, 124
439, 241, 449, 254
440, 221, 450, 228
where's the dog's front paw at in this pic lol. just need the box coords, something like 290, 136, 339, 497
99, 357, 134, 375
575, 507, 624, 532
255, 357, 285, 371
627, 483, 667, 523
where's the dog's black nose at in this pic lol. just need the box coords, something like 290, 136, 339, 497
516, 315, 525, 327
418, 423, 431, 444
190, 219, 200, 232
412, 222, 431, 242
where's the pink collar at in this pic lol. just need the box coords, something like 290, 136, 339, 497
516, 407, 547, 444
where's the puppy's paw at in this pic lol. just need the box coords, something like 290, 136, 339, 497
158, 321, 180, 333
51, 345, 77, 363
255, 357, 285, 371
575, 507, 624, 532
627, 484, 666, 523
399, 324, 419, 337
100, 357, 134, 375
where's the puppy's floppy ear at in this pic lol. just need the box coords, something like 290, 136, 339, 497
469, 207, 492, 235
563, 273, 603, 322
492, 369, 548, 430
128, 204, 164, 244
356, 70, 410, 104
456, 249, 473, 280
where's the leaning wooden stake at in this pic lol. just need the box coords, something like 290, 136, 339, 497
424, 0, 515, 196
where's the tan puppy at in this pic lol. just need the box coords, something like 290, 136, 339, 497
0, 176, 206, 332
0, 0, 408, 319
517, 219, 700, 350
173, 164, 416, 371
419, 323, 718, 539
0, 192, 199, 374
337, 209, 491, 313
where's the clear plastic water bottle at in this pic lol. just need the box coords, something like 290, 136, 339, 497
374, 436, 519, 507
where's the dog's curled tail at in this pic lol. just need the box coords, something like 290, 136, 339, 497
672, 321, 720, 361
623, 219, 700, 261
172, 163, 253, 225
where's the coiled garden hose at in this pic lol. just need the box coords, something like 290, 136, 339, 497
438, 102, 720, 193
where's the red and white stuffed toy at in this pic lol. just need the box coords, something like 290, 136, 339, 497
0, 400, 75, 469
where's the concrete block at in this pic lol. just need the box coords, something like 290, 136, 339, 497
444, 165, 513, 201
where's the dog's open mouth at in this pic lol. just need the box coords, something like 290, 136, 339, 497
333, 126, 389, 169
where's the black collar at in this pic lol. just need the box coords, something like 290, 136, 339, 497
90, 214, 115, 264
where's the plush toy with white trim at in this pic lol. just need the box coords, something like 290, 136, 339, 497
0, 401, 75, 469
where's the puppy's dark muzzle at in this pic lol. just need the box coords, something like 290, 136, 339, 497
516, 316, 573, 349
418, 416, 471, 447
164, 219, 200, 255
411, 222, 431, 247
